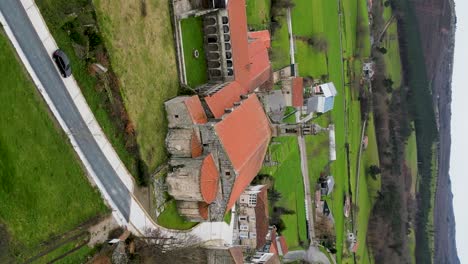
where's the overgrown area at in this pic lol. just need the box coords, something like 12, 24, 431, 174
0, 31, 107, 262
93, 0, 180, 175
36, 0, 150, 184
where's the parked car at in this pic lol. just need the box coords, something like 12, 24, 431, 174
52, 49, 72, 77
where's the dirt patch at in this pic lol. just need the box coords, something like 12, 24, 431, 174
88, 216, 120, 247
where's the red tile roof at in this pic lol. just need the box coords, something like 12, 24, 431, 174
199, 202, 209, 220
227, 0, 250, 88
228, 247, 245, 264
269, 229, 278, 254
191, 131, 203, 158
204, 82, 244, 118
204, 0, 272, 117
184, 95, 208, 124
277, 236, 289, 255
200, 154, 219, 203
248, 46, 271, 92
248, 30, 271, 49
255, 187, 269, 249
214, 95, 271, 210
292, 77, 304, 107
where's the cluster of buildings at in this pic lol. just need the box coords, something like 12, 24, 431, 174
164, 0, 340, 260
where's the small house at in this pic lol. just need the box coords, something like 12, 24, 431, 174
319, 176, 335, 196
305, 82, 337, 113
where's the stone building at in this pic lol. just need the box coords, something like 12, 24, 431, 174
236, 185, 269, 249
165, 0, 324, 222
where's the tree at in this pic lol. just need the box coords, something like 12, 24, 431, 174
130, 228, 205, 263
369, 165, 382, 180
383, 78, 394, 88
377, 47, 388, 54
268, 188, 282, 203
307, 35, 329, 53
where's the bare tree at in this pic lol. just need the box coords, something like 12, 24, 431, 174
131, 229, 206, 263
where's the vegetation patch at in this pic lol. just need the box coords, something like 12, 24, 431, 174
93, 0, 180, 174
157, 200, 197, 230
36, 0, 148, 184
180, 17, 208, 87
0, 31, 106, 261
405, 130, 418, 195
246, 0, 271, 30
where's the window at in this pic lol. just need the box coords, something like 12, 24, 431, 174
239, 231, 248, 239
239, 216, 247, 221
240, 224, 249, 231
174, 115, 179, 118
225, 171, 231, 176
250, 216, 256, 221
250, 232, 257, 238
249, 194, 257, 205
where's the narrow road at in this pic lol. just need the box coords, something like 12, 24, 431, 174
0, 0, 235, 244
298, 134, 316, 240
0, 0, 132, 220
286, 7, 295, 65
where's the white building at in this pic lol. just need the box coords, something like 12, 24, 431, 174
305, 82, 338, 113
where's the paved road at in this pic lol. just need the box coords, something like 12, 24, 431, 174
0, 0, 132, 220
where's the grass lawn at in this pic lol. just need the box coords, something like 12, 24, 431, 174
356, 0, 371, 57
224, 211, 232, 224
354, 115, 380, 263
36, 0, 140, 178
381, 20, 402, 88
37, 241, 95, 264
270, 15, 291, 70
94, 0, 180, 172
157, 200, 197, 230
0, 32, 107, 261
261, 137, 307, 249
246, 0, 271, 30
408, 228, 417, 264
405, 129, 418, 195
180, 17, 208, 87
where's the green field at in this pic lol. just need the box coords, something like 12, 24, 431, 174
271, 16, 291, 70
246, 0, 271, 30
291, 0, 348, 259
261, 137, 307, 249
405, 130, 418, 195
180, 17, 208, 87
0, 32, 107, 261
381, 21, 402, 88
157, 200, 198, 230
286, 0, 376, 261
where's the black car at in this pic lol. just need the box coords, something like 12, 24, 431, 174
52, 49, 72, 77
